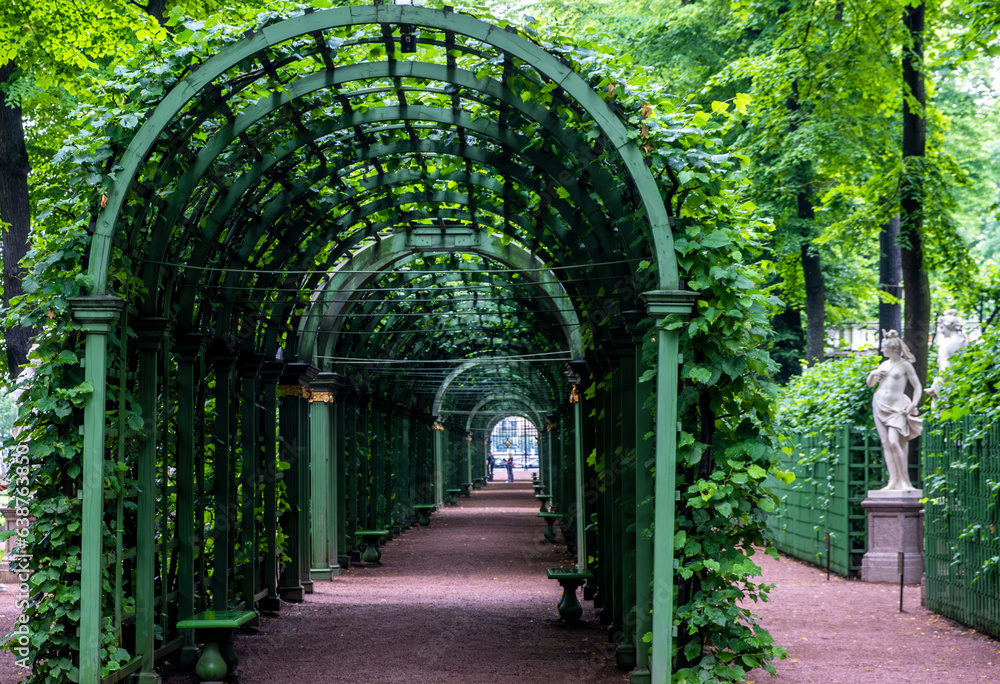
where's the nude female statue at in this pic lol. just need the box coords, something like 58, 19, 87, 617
928, 310, 967, 402
866, 330, 922, 491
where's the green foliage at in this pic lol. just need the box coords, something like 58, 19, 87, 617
776, 355, 880, 435
4, 2, 792, 680
934, 326, 1000, 427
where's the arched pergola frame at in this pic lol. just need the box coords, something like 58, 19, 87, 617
64, 7, 699, 684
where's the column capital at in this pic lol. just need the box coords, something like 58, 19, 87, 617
259, 359, 285, 383
136, 318, 173, 352
172, 331, 207, 359
69, 295, 124, 332
640, 290, 698, 319
237, 351, 265, 378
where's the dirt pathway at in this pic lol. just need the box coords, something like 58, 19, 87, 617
161, 474, 625, 683
746, 551, 1000, 683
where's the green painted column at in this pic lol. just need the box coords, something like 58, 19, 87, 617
277, 363, 315, 602
299, 365, 318, 595
632, 331, 655, 684
372, 403, 385, 528
174, 333, 207, 663
616, 330, 638, 670
135, 319, 171, 682
208, 342, 238, 611
433, 422, 444, 507
359, 397, 373, 530
309, 382, 335, 580
567, 368, 587, 571
644, 290, 697, 684
258, 359, 284, 612
70, 295, 124, 684
238, 353, 263, 610
334, 379, 349, 568
347, 395, 359, 557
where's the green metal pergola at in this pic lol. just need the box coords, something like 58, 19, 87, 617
66, 5, 696, 682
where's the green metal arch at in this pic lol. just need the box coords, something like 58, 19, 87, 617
297, 228, 585, 365
92, 4, 678, 299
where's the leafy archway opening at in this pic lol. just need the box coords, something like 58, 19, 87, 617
4, 4, 783, 683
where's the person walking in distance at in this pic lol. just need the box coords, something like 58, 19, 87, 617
505, 456, 514, 483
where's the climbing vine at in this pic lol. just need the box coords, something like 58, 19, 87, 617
4, 3, 788, 680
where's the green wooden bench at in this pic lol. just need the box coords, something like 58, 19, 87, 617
535, 493, 552, 513
176, 610, 257, 683
356, 529, 390, 565
538, 511, 561, 541
445, 488, 462, 505
546, 568, 593, 622
413, 504, 436, 527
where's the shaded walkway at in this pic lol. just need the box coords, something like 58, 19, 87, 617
162, 478, 623, 683
746, 552, 1000, 683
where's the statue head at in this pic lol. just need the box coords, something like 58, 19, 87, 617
937, 309, 964, 338
881, 329, 915, 362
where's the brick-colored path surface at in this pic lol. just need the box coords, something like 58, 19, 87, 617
159, 473, 625, 684
747, 551, 1000, 683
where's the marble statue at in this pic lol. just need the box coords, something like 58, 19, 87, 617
928, 309, 967, 403
866, 330, 922, 491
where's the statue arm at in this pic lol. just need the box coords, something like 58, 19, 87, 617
866, 367, 885, 388
906, 363, 922, 412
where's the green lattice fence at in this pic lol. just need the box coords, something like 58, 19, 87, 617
923, 417, 1000, 639
767, 426, 886, 577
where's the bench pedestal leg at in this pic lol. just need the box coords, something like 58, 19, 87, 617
417, 509, 432, 526
194, 635, 229, 683
542, 517, 556, 542
556, 578, 586, 622
361, 536, 382, 565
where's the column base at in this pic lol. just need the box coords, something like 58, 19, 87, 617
616, 642, 637, 670
179, 643, 200, 667
630, 668, 651, 684
310, 568, 333, 581
338, 554, 351, 568
860, 490, 924, 584
302, 579, 314, 594
126, 671, 162, 683
278, 584, 305, 603
258, 595, 281, 612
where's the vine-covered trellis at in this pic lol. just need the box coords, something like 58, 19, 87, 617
4, 3, 783, 683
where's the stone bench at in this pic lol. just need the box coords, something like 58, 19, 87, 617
356, 529, 390, 565
546, 568, 593, 621
538, 511, 561, 542
413, 504, 436, 527
176, 609, 257, 683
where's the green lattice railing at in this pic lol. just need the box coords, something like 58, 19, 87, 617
923, 417, 1000, 639
766, 426, 886, 577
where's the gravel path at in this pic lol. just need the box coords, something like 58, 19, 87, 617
746, 551, 1000, 683
2, 479, 998, 683
160, 473, 626, 683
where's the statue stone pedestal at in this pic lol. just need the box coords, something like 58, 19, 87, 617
860, 489, 924, 584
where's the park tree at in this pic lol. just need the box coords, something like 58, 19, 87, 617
515, 0, 992, 389
0, 0, 281, 378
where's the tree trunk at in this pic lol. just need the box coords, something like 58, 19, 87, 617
901, 0, 929, 389
798, 194, 825, 365
0, 61, 34, 378
878, 215, 902, 341
786, 86, 826, 366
